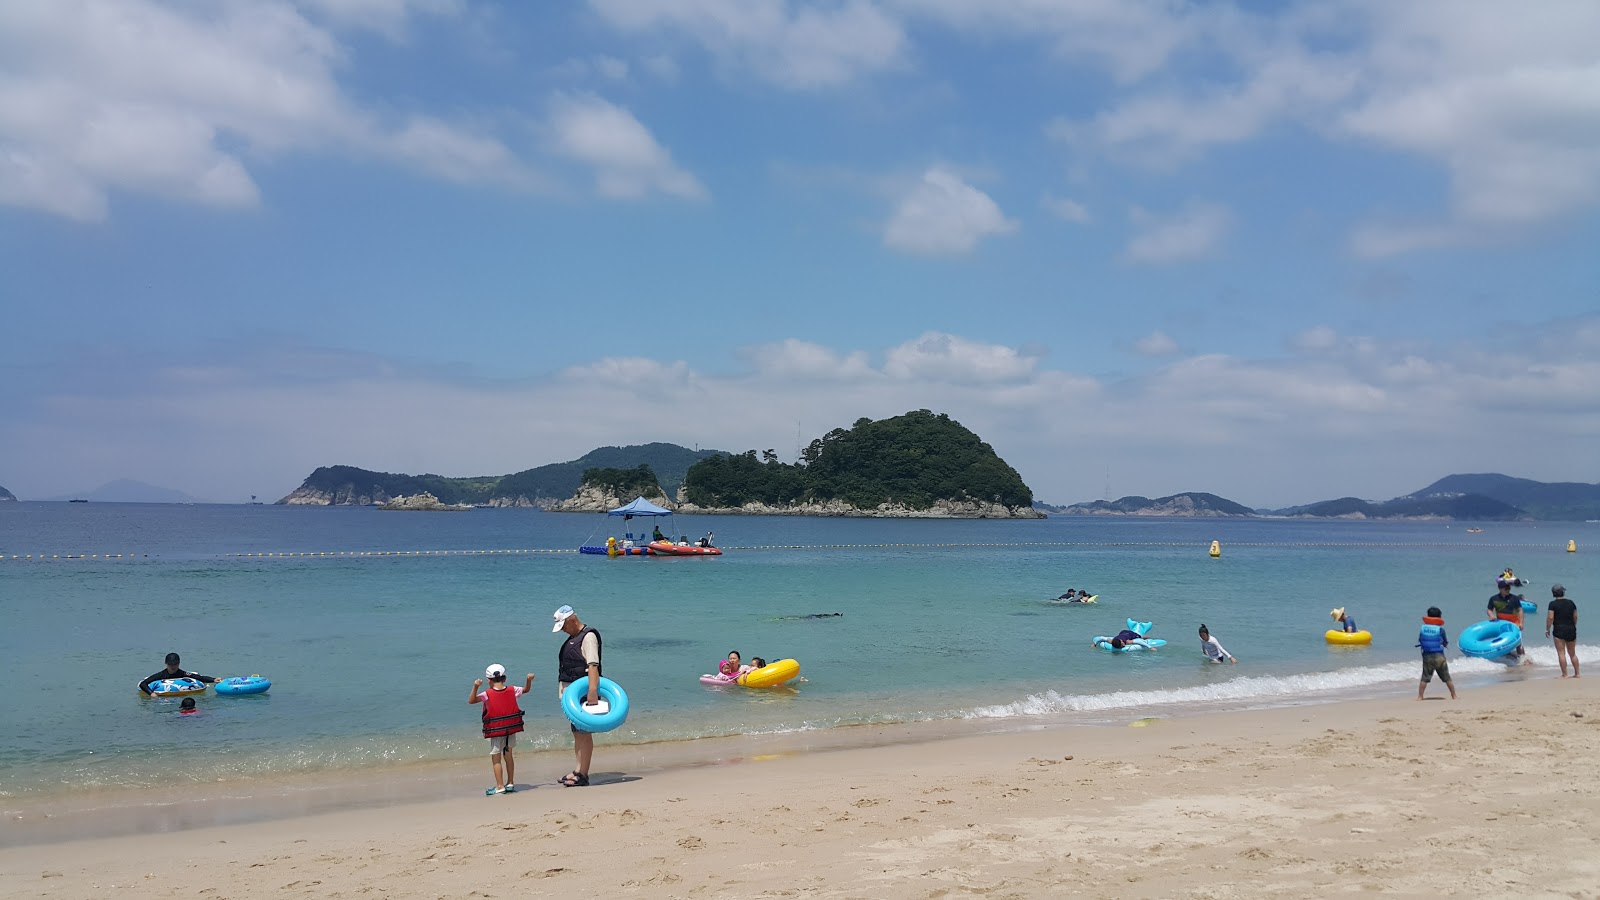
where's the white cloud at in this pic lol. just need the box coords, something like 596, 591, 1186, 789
1041, 193, 1090, 223
883, 167, 1018, 256
6, 319, 1599, 507
883, 332, 1038, 384
641, 54, 681, 82
586, 0, 906, 89
1291, 325, 1341, 353
1122, 202, 1230, 264
295, 0, 461, 41
1133, 331, 1179, 357
1041, 0, 1600, 251
0, 0, 540, 221
547, 93, 706, 200
739, 339, 876, 381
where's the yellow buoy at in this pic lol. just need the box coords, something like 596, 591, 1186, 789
1569, 539, 1578, 553
1208, 540, 1221, 558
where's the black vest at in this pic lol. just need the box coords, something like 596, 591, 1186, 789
558, 626, 602, 682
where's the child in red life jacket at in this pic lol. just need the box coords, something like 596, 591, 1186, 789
469, 664, 535, 795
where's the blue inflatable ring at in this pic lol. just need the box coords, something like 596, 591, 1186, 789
1520, 599, 1537, 614
1459, 619, 1522, 659
561, 677, 629, 733
216, 675, 272, 695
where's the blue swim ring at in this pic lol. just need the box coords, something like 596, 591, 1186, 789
1459, 619, 1522, 659
561, 677, 629, 733
146, 677, 206, 696
216, 675, 271, 695
1520, 599, 1537, 614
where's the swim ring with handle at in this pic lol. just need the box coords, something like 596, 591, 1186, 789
216, 675, 272, 695
144, 678, 206, 696
561, 677, 629, 733
1459, 619, 1522, 659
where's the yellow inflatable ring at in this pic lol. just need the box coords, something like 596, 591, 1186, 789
1325, 629, 1373, 645
737, 658, 801, 688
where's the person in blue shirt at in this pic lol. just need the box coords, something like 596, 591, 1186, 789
1330, 607, 1359, 633
1416, 607, 1457, 700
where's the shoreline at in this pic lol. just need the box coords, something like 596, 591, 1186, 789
1, 659, 1569, 848
4, 677, 1596, 897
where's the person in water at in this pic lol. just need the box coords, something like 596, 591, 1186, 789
139, 652, 219, 695
1416, 607, 1457, 700
749, 657, 767, 669
1108, 629, 1157, 651
1329, 608, 1360, 633
1198, 625, 1236, 664
470, 663, 535, 795
553, 605, 602, 787
1546, 584, 1580, 678
179, 697, 199, 715
719, 650, 750, 677
1488, 574, 1531, 665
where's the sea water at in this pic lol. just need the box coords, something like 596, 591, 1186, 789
1, 502, 1594, 802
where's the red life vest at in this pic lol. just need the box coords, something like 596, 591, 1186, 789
481, 687, 525, 738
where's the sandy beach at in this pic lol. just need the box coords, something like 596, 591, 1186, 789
4, 676, 1597, 899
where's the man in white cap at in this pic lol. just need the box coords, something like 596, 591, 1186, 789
552, 605, 602, 786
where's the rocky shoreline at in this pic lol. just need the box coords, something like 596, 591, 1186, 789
377, 492, 472, 511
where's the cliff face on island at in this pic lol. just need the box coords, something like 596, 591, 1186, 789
0, 484, 16, 502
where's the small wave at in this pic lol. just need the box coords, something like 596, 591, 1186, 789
964, 644, 1600, 720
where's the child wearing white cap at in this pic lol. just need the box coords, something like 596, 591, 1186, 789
469, 664, 535, 795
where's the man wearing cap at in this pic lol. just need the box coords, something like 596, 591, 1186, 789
552, 605, 602, 787
1488, 574, 1530, 665
1546, 584, 1579, 678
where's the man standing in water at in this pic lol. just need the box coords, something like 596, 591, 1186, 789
1488, 574, 1532, 665
552, 604, 602, 787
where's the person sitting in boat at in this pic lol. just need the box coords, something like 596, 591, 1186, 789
1330, 607, 1359, 633
652, 525, 666, 542
1108, 629, 1157, 651
698, 532, 715, 548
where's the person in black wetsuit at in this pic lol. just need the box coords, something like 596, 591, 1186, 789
1546, 584, 1579, 678
139, 652, 219, 695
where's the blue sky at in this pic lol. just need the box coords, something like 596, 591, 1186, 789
2, 0, 1597, 506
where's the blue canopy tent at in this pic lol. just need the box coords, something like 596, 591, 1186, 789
579, 497, 678, 555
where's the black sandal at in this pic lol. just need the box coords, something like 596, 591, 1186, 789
562, 772, 590, 787
557, 770, 583, 786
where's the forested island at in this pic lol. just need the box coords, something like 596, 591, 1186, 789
277, 444, 720, 506
671, 410, 1040, 518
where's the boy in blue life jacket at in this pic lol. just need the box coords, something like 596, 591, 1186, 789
1417, 607, 1457, 700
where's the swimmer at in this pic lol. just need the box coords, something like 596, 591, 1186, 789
1198, 624, 1237, 664
179, 697, 199, 715
1108, 628, 1157, 651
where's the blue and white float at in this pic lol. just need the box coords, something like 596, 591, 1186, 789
216, 675, 272, 695
561, 676, 629, 733
1093, 619, 1168, 653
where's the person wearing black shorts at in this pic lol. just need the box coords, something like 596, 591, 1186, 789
1546, 584, 1579, 678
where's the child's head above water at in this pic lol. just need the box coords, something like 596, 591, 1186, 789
750, 657, 766, 669
719, 651, 742, 676
179, 697, 197, 714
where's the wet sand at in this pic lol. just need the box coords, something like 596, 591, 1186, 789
4, 677, 1597, 898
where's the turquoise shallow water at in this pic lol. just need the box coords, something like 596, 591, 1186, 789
1, 503, 1594, 799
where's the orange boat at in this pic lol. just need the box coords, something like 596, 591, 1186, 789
647, 540, 722, 557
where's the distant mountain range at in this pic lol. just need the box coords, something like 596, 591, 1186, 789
278, 443, 726, 506
1040, 474, 1600, 521
42, 479, 210, 504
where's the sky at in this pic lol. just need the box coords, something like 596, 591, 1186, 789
2, 0, 1598, 507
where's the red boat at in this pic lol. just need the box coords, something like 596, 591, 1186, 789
647, 540, 722, 556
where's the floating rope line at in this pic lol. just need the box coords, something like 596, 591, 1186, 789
0, 539, 1579, 560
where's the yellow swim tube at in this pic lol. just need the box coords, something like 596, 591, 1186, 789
1325, 630, 1373, 645
738, 658, 801, 688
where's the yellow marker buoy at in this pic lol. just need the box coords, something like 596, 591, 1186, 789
1570, 539, 1578, 553
1208, 540, 1221, 558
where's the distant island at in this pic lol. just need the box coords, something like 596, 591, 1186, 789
378, 492, 472, 511
558, 410, 1042, 519
0, 484, 15, 502
1040, 474, 1600, 521
45, 479, 208, 504
278, 443, 723, 507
